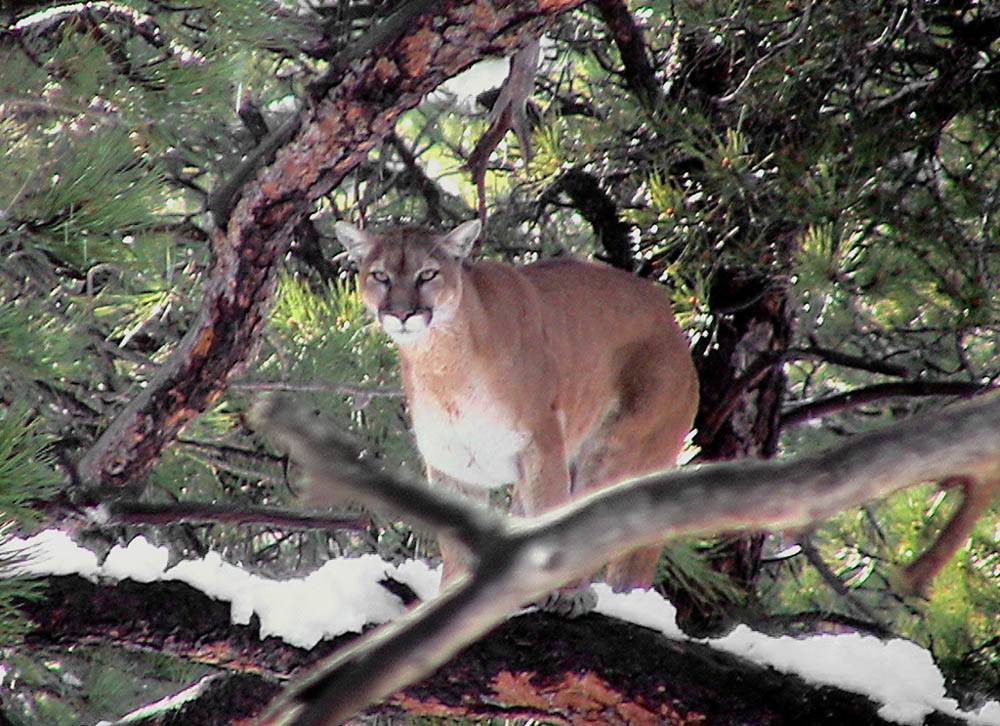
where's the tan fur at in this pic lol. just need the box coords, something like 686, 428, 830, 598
336, 220, 699, 592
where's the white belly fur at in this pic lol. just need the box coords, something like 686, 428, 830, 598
410, 395, 527, 488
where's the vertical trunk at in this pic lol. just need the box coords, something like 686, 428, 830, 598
669, 263, 793, 635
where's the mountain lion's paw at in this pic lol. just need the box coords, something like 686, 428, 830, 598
537, 585, 597, 618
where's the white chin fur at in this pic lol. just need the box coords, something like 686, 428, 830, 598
381, 314, 429, 343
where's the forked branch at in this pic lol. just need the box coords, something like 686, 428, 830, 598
250, 392, 1000, 726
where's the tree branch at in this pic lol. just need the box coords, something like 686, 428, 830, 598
541, 167, 634, 271
97, 501, 369, 531
590, 0, 665, 113
18, 574, 941, 726
233, 380, 403, 398
250, 391, 1000, 726
781, 381, 991, 428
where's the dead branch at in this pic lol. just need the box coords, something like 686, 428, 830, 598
250, 391, 1000, 726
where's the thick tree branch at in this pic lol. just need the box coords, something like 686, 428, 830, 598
251, 391, 1000, 726
76, 0, 586, 496
542, 167, 634, 271
17, 575, 339, 675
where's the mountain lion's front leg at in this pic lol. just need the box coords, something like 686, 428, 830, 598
426, 466, 490, 584
514, 421, 597, 617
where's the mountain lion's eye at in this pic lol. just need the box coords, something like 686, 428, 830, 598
417, 269, 439, 284
370, 271, 390, 284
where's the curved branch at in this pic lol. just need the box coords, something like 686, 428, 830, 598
781, 381, 991, 428
700, 345, 935, 439
541, 167, 633, 270
9, 2, 204, 63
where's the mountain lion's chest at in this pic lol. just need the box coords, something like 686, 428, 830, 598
408, 381, 528, 488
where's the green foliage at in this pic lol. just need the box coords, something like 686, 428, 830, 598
0, 406, 59, 524
262, 272, 414, 471
0, 406, 61, 646
657, 539, 747, 611
0, 646, 212, 726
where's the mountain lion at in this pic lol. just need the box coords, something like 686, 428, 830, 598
336, 219, 699, 607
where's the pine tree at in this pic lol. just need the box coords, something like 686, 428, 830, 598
1, 0, 999, 722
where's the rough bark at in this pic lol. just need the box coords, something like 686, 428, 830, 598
591, 0, 666, 113
669, 264, 793, 635
17, 575, 342, 675
76, 0, 587, 497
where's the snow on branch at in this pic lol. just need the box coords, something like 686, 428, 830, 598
250, 391, 1000, 726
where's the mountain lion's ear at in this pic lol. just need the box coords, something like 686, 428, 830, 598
438, 219, 481, 260
334, 222, 373, 263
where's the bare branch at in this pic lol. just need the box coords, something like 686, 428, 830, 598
541, 167, 634, 271
98, 500, 369, 531
702, 346, 914, 440
797, 535, 884, 626
781, 381, 991, 427
250, 391, 1000, 726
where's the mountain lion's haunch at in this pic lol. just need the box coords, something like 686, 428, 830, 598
336, 220, 698, 607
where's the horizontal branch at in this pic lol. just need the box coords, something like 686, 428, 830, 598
251, 391, 1000, 726
17, 574, 340, 675
96, 500, 370, 531
233, 380, 402, 398
781, 380, 991, 427
701, 346, 912, 439
18, 575, 932, 726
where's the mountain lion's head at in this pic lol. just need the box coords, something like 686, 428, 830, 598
335, 220, 481, 345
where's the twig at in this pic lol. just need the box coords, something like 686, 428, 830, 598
717, 0, 816, 104
797, 534, 884, 626
232, 380, 402, 398
702, 345, 914, 439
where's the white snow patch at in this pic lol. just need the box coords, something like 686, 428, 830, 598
4, 530, 1000, 725
115, 674, 218, 723
593, 583, 685, 639
102, 536, 170, 582
1, 529, 99, 578
713, 627, 946, 724
0, 532, 441, 649
594, 585, 1000, 726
